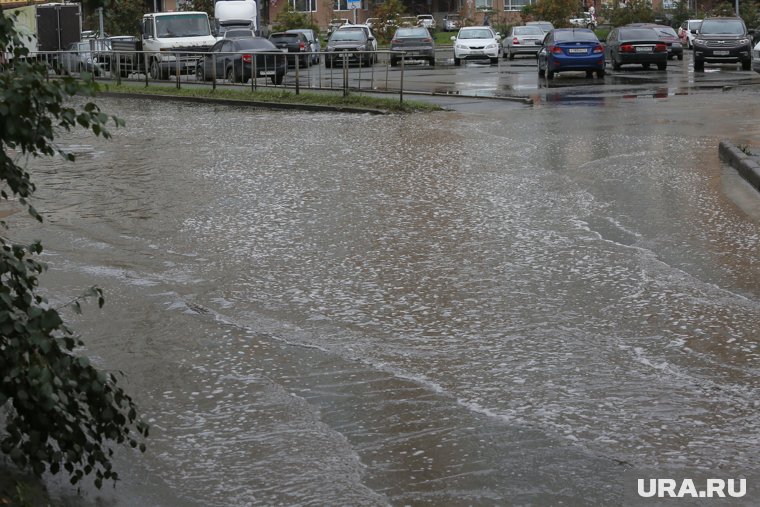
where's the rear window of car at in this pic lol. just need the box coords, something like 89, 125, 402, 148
514, 26, 543, 36
234, 38, 277, 50
396, 28, 429, 37
270, 34, 299, 42
652, 27, 678, 37
553, 29, 598, 42
330, 31, 366, 41
619, 28, 659, 40
700, 19, 745, 35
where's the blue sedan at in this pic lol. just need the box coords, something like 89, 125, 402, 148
538, 28, 605, 79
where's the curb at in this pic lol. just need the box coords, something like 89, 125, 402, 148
719, 141, 760, 192
98, 92, 390, 115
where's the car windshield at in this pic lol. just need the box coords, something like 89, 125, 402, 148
690, 21, 703, 30
532, 22, 553, 32
155, 14, 210, 38
233, 38, 277, 51
619, 28, 659, 40
458, 29, 493, 39
699, 19, 745, 35
554, 29, 598, 42
396, 28, 429, 38
514, 26, 543, 36
330, 31, 365, 41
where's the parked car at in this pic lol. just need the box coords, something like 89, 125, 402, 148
451, 26, 501, 66
754, 40, 760, 72
678, 19, 702, 48
327, 18, 350, 36
417, 14, 436, 30
443, 14, 460, 31
537, 28, 605, 79
195, 37, 287, 84
527, 21, 554, 34
365, 17, 379, 30
693, 17, 753, 71
58, 40, 110, 75
400, 17, 419, 27
286, 29, 321, 64
390, 26, 435, 66
632, 24, 683, 60
503, 24, 544, 60
337, 24, 378, 52
569, 13, 597, 29
605, 26, 668, 71
269, 31, 312, 67
325, 29, 373, 67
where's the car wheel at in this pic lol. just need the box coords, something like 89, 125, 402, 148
509, 51, 515, 61
429, 57, 435, 66
271, 71, 284, 85
490, 57, 498, 65
390, 58, 398, 67
742, 59, 751, 71
657, 62, 667, 71
596, 69, 605, 78
325, 58, 332, 68
677, 54, 683, 61
196, 63, 205, 81
585, 70, 594, 78
149, 60, 166, 80
612, 58, 621, 71
226, 66, 237, 83
643, 63, 650, 70
454, 57, 461, 66
587, 23, 595, 29
694, 58, 704, 71
547, 69, 554, 80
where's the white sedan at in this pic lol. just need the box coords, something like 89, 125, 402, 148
451, 26, 501, 66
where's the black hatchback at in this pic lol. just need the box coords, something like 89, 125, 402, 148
692, 17, 753, 71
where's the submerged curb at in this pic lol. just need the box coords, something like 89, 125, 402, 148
719, 141, 760, 193
98, 91, 390, 115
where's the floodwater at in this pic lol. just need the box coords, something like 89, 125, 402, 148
8, 93, 760, 505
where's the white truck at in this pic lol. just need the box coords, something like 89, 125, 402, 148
214, 0, 259, 38
141, 11, 217, 80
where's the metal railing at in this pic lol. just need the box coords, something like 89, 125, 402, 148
33, 47, 450, 105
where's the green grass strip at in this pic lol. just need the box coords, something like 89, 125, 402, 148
100, 83, 440, 113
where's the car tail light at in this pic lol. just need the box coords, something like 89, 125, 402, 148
551, 46, 563, 54
242, 53, 252, 63
592, 44, 603, 53
620, 43, 635, 53
513, 37, 519, 45
300, 41, 306, 50
391, 39, 398, 45
423, 38, 432, 43
655, 43, 667, 52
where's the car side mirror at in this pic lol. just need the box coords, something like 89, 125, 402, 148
369, 36, 374, 41
691, 29, 698, 34
451, 36, 456, 41
495, 35, 501, 41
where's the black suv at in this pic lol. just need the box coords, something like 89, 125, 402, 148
692, 17, 753, 71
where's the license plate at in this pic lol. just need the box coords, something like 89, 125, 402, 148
714, 50, 729, 55
568, 48, 587, 54
470, 50, 483, 55
636, 46, 653, 52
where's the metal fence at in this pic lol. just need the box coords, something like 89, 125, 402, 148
35, 47, 451, 103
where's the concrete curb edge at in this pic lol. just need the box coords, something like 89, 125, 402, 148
97, 91, 391, 115
719, 140, 760, 193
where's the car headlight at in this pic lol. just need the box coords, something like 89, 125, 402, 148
455, 43, 466, 50
739, 38, 750, 45
486, 43, 497, 50
694, 38, 705, 45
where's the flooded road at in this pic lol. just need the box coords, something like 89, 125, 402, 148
9, 91, 760, 505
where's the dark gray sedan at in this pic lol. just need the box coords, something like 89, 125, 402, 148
390, 27, 435, 66
605, 27, 668, 71
503, 25, 545, 60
